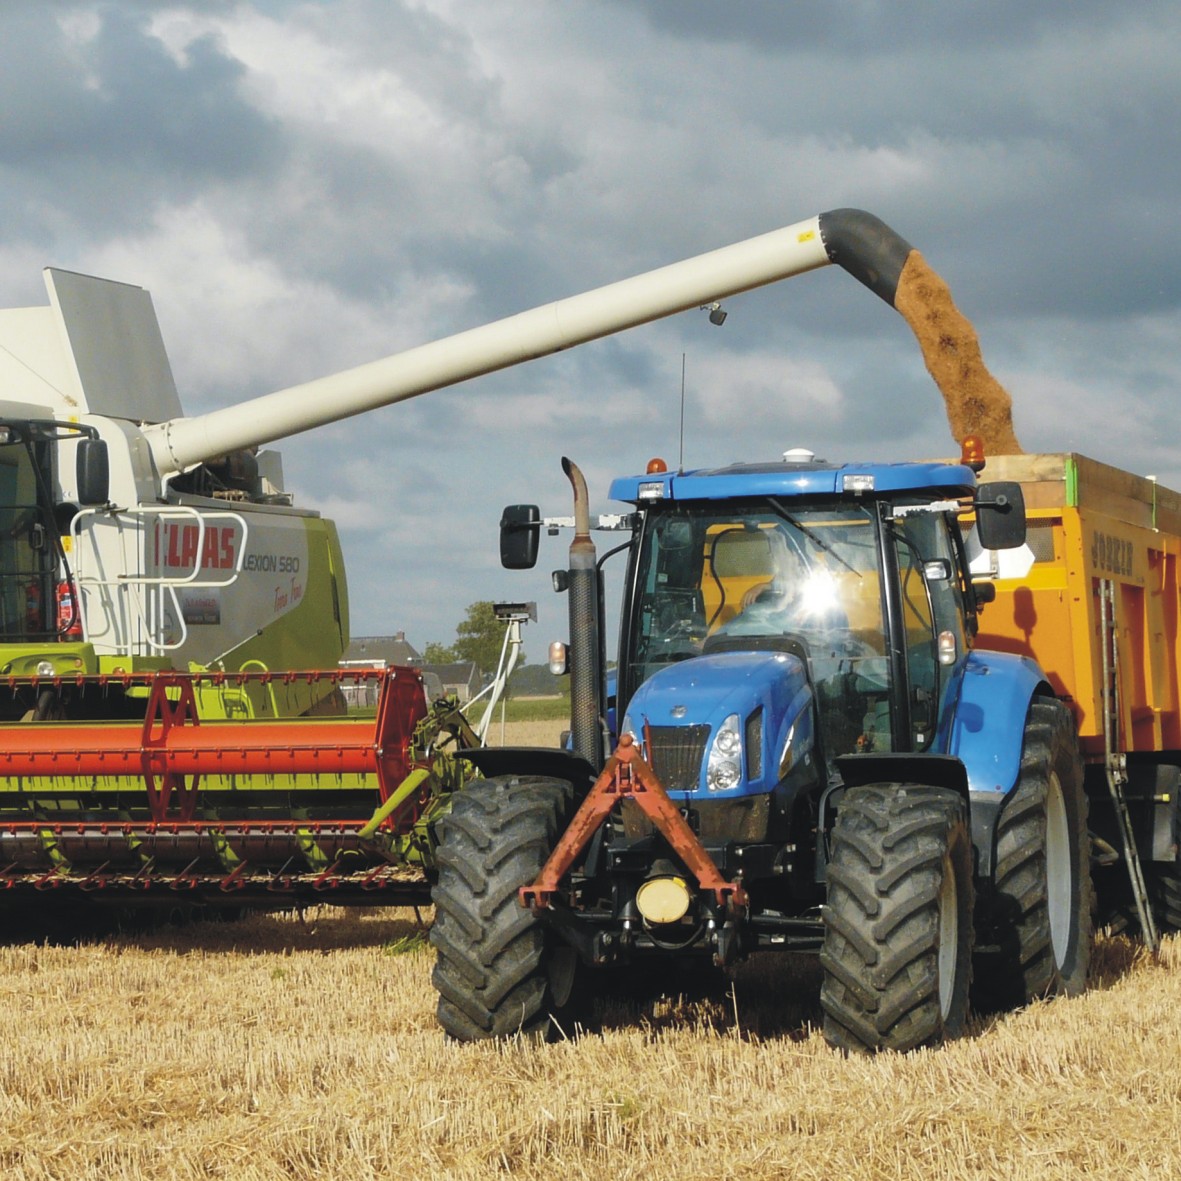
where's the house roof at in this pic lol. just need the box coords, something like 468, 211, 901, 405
341, 634, 421, 667
421, 661, 480, 686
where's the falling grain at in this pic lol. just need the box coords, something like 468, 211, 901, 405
894, 250, 1023, 454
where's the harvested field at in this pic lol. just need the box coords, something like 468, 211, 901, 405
1, 909, 1178, 1180
482, 717, 566, 747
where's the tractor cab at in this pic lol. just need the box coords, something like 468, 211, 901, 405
611, 457, 1015, 815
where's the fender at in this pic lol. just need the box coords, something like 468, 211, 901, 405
948, 648, 1053, 875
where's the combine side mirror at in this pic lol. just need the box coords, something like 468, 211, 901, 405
76, 438, 110, 506
974, 481, 1025, 551
500, 504, 540, 569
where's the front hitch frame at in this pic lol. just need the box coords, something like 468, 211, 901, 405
519, 733, 748, 914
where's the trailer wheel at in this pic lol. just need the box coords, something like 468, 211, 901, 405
430, 775, 582, 1041
1149, 861, 1181, 931
973, 698, 1092, 1010
820, 783, 973, 1054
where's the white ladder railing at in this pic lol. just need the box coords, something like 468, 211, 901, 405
69, 505, 249, 657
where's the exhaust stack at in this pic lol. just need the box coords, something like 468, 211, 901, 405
562, 457, 605, 772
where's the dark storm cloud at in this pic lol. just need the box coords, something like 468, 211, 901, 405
607, 0, 1149, 53
594, 1, 1181, 323
0, 5, 282, 240
0, 0, 1176, 645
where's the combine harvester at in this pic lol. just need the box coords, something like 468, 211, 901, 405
0, 213, 1174, 1052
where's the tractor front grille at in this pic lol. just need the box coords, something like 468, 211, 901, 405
644, 724, 710, 792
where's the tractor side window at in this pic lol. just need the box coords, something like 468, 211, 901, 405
892, 512, 967, 751
630, 512, 708, 681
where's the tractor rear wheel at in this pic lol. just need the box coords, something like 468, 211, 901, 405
973, 698, 1092, 1010
430, 775, 582, 1041
820, 783, 973, 1054
1152, 862, 1181, 931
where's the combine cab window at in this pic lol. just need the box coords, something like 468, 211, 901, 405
0, 436, 56, 639
624, 501, 894, 759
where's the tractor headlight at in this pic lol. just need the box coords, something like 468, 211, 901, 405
706, 713, 743, 791
36, 660, 56, 678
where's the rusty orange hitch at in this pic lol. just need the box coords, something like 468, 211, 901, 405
519, 733, 748, 911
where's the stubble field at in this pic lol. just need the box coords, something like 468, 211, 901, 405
2, 908, 1179, 1180
4, 721, 1179, 1179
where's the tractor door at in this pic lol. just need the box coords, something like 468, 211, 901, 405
888, 510, 969, 751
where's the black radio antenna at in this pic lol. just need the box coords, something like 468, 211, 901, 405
678, 352, 686, 474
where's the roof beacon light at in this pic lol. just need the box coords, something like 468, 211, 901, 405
646, 457, 668, 474
961, 434, 986, 473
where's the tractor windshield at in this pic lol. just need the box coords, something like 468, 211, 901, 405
623, 501, 894, 759
0, 424, 60, 640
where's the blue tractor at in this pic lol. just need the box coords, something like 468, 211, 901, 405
430, 447, 1094, 1051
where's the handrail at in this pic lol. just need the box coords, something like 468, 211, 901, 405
69, 505, 249, 654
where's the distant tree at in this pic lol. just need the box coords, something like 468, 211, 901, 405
452, 600, 525, 677
422, 641, 457, 664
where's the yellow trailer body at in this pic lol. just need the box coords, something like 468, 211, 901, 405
972, 453, 1181, 760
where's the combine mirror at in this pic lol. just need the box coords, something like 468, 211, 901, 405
76, 437, 110, 506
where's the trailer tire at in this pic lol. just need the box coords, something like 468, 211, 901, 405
820, 783, 973, 1054
430, 775, 582, 1041
1150, 862, 1181, 931
973, 698, 1092, 1010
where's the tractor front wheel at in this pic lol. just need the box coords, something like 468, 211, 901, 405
820, 783, 973, 1053
430, 775, 582, 1041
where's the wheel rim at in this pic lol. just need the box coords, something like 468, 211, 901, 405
1044, 772, 1073, 968
937, 852, 959, 1020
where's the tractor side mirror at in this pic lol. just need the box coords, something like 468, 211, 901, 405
500, 504, 540, 569
974, 481, 1026, 551
76, 438, 110, 506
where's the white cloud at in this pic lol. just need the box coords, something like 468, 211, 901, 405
0, 0, 1177, 651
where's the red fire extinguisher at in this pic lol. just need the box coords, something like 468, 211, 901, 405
56, 579, 83, 638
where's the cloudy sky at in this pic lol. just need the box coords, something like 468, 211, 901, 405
2, 1, 1179, 660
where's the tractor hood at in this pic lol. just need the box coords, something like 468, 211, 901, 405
622, 649, 815, 799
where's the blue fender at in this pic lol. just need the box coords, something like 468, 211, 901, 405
947, 650, 1049, 795
947, 649, 1052, 875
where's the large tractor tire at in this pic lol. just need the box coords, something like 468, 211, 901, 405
820, 783, 973, 1054
973, 697, 1092, 1011
1151, 864, 1181, 931
430, 775, 583, 1041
